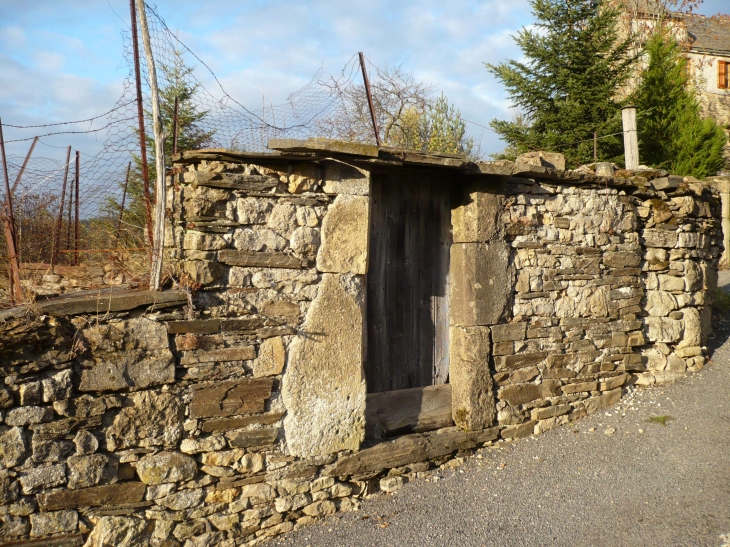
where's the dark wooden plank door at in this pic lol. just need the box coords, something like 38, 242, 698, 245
366, 172, 451, 393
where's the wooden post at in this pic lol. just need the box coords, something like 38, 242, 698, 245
74, 151, 80, 266
129, 0, 154, 255
593, 132, 598, 162
137, 0, 166, 290
622, 106, 639, 170
52, 146, 72, 267
0, 119, 23, 304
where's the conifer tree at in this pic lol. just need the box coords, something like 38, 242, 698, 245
487, 0, 635, 167
635, 32, 726, 178
105, 49, 214, 245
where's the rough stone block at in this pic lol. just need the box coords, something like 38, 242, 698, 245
452, 186, 502, 243
450, 326, 495, 430
5, 406, 54, 426
30, 510, 78, 537
283, 273, 366, 457
600, 374, 629, 391
450, 241, 513, 327
67, 454, 117, 489
582, 388, 622, 415
82, 516, 153, 547
531, 404, 571, 421
180, 346, 256, 366
498, 380, 561, 406
316, 195, 370, 274
136, 452, 197, 485
491, 322, 527, 342
494, 352, 548, 372
19, 464, 66, 494
105, 391, 183, 452
500, 421, 535, 439
0, 427, 27, 468
322, 162, 369, 195
77, 319, 174, 392
190, 378, 273, 418
643, 317, 683, 343
561, 381, 597, 394
252, 337, 286, 377
226, 427, 280, 448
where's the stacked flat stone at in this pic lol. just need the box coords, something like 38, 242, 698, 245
0, 152, 722, 547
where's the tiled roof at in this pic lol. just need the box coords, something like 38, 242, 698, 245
687, 16, 730, 56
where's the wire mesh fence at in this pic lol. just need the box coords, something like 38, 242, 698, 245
0, 2, 373, 308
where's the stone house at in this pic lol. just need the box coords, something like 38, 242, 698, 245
625, 1, 730, 165
0, 140, 722, 546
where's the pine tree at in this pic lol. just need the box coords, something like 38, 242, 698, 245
487, 0, 635, 167
635, 33, 726, 178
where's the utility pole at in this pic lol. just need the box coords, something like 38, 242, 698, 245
136, 0, 166, 290
129, 0, 154, 253
358, 52, 382, 147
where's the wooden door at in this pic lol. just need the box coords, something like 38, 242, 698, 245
365, 172, 451, 394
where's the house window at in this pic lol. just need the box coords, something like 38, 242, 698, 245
718, 60, 729, 90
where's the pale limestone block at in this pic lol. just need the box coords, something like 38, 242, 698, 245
236, 197, 273, 224
450, 326, 494, 431
288, 163, 320, 194
643, 317, 684, 343
450, 241, 513, 326
677, 307, 702, 348
316, 195, 370, 275
322, 162, 369, 195
452, 186, 502, 243
645, 291, 678, 317
283, 273, 366, 457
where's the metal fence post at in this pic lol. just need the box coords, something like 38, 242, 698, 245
52, 146, 72, 267
74, 151, 80, 266
0, 119, 23, 304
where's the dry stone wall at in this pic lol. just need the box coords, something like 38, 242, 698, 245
0, 150, 722, 547
451, 171, 722, 439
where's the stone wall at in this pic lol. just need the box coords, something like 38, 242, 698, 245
451, 171, 722, 438
0, 149, 722, 547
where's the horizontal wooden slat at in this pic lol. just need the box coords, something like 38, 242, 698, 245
365, 384, 453, 438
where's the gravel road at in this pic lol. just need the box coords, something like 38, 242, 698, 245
271, 273, 730, 547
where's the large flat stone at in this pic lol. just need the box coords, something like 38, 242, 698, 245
105, 392, 183, 451
218, 250, 309, 269
283, 273, 366, 457
0, 535, 84, 547
452, 185, 502, 243
450, 326, 495, 430
316, 195, 370, 275
189, 378, 274, 418
77, 319, 174, 392
37, 482, 146, 511
33, 290, 187, 317
498, 380, 561, 406
136, 452, 197, 485
324, 427, 499, 477
450, 242, 513, 327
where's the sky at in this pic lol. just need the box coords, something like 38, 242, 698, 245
1, 0, 728, 160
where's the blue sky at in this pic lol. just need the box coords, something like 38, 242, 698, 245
1, 0, 728, 159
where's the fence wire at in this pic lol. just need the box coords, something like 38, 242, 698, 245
0, 2, 372, 307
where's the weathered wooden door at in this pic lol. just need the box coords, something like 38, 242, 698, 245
365, 171, 451, 394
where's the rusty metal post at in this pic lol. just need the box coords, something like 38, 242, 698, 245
74, 151, 80, 266
52, 146, 72, 267
172, 96, 180, 155
116, 161, 132, 243
130, 0, 154, 254
11, 136, 38, 194
0, 119, 23, 304
358, 52, 382, 147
